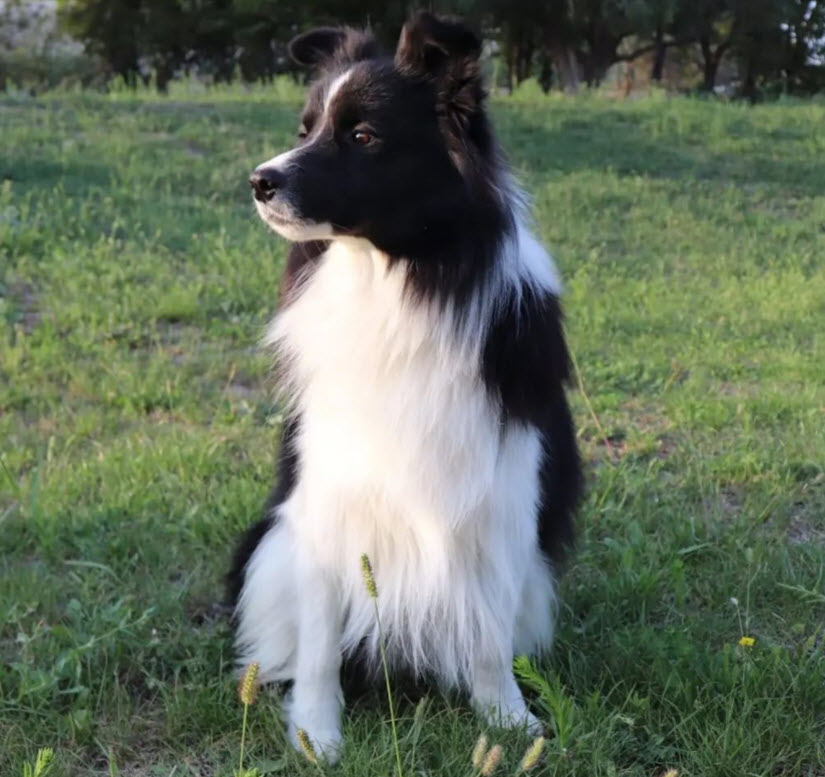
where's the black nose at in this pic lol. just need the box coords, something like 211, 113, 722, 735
249, 167, 285, 202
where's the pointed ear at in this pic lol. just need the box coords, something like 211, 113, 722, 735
395, 12, 481, 75
289, 27, 379, 69
395, 12, 484, 120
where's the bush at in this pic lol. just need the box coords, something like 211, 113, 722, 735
0, 49, 106, 93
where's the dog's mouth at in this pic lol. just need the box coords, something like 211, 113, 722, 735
255, 198, 298, 224
254, 197, 334, 242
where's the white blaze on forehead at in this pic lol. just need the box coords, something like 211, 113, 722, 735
324, 67, 355, 115
256, 66, 355, 175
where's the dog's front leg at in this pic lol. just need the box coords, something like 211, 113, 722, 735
287, 559, 344, 763
471, 653, 543, 735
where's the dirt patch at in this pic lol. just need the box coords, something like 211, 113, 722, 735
184, 140, 206, 157
718, 485, 744, 519
227, 382, 259, 400
655, 433, 678, 459
787, 513, 825, 546
3, 280, 41, 334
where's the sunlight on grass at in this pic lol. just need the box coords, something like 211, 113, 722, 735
1, 89, 824, 776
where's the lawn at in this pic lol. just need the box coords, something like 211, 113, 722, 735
1, 84, 824, 777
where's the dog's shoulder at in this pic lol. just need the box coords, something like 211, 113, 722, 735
482, 226, 570, 427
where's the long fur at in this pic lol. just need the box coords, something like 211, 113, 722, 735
229, 12, 582, 760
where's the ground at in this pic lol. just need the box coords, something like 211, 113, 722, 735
1, 83, 824, 777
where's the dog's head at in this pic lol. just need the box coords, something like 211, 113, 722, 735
250, 13, 501, 256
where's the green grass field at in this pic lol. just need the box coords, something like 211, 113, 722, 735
1, 85, 825, 777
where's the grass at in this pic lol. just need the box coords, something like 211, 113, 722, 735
1, 84, 824, 776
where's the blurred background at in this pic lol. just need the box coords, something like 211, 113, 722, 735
2, 0, 824, 99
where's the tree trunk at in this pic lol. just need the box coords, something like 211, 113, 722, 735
699, 36, 718, 91
538, 50, 553, 93
588, 52, 614, 87
518, 39, 534, 83
548, 40, 580, 93
154, 55, 173, 93
580, 25, 621, 87
651, 26, 667, 82
506, 43, 516, 94
740, 48, 758, 103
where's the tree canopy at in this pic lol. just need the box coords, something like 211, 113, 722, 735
55, 0, 825, 95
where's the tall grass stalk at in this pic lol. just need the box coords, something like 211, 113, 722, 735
361, 553, 404, 777
236, 662, 260, 777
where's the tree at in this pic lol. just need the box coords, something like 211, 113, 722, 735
778, 0, 825, 92
55, 0, 825, 94
60, 0, 143, 85
670, 0, 737, 91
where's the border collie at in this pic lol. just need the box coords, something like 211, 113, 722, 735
228, 12, 581, 761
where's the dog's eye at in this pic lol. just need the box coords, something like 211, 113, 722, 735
352, 129, 373, 146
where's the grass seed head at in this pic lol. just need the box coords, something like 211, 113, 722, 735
296, 728, 318, 764
471, 733, 489, 768
481, 744, 503, 776
238, 661, 260, 706
519, 736, 546, 771
361, 553, 378, 599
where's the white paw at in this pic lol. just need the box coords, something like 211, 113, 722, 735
288, 719, 343, 764
472, 668, 544, 736
502, 706, 543, 735
287, 692, 344, 764
476, 699, 543, 735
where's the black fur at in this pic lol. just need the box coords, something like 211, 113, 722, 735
227, 414, 301, 606
289, 26, 379, 69
537, 396, 581, 563
280, 240, 328, 305
234, 13, 583, 689
482, 286, 581, 563
483, 288, 571, 425
258, 13, 512, 311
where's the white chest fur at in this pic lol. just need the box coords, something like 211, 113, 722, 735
269, 239, 502, 527
252, 239, 554, 684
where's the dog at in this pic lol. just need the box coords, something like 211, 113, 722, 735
228, 12, 582, 761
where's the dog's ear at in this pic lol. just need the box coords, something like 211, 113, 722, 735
289, 27, 378, 69
395, 12, 484, 121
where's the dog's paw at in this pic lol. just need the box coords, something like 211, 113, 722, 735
475, 699, 544, 736
288, 719, 343, 764
499, 706, 543, 735
287, 693, 343, 764
472, 669, 544, 736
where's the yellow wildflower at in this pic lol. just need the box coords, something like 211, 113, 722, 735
739, 636, 756, 648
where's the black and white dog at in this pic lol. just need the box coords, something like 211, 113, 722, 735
229, 12, 581, 761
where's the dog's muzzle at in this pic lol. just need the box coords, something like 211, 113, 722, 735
249, 167, 287, 203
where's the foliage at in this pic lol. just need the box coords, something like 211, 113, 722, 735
0, 0, 99, 91
41, 0, 825, 95
20, 749, 55, 777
